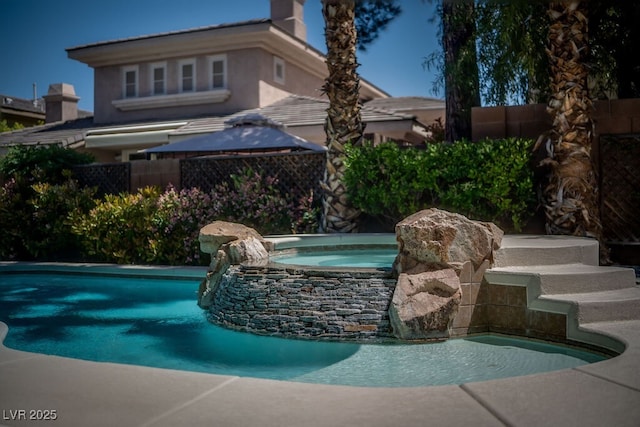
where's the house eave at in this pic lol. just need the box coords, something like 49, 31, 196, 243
67, 23, 284, 67
85, 122, 187, 149
112, 90, 231, 111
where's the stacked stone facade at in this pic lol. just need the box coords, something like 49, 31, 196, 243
207, 264, 397, 341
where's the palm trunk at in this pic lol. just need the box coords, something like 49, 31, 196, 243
540, 0, 607, 261
320, 0, 364, 233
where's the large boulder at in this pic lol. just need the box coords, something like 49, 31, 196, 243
198, 221, 269, 308
199, 221, 269, 263
390, 209, 503, 340
394, 208, 503, 274
389, 268, 462, 340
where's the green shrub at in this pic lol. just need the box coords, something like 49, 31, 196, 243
27, 180, 96, 259
0, 144, 94, 184
72, 187, 161, 264
344, 138, 536, 230
0, 145, 95, 260
0, 178, 29, 259
0, 178, 96, 260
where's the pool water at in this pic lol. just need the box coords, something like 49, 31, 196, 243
272, 248, 397, 268
0, 272, 607, 387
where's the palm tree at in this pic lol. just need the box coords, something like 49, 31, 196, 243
539, 0, 606, 260
320, 0, 364, 233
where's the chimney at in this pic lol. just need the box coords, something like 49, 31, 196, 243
271, 0, 306, 42
43, 83, 79, 123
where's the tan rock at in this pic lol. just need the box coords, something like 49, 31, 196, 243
389, 268, 462, 340
199, 221, 266, 254
395, 208, 503, 272
391, 209, 502, 339
197, 221, 269, 308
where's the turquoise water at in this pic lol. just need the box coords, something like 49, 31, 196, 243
0, 272, 607, 387
272, 248, 397, 268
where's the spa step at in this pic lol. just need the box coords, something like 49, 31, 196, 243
494, 235, 599, 267
539, 286, 640, 324
485, 264, 637, 295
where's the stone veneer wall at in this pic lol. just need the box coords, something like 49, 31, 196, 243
207, 263, 397, 340
206, 263, 569, 342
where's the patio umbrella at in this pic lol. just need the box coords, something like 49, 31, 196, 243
145, 113, 326, 154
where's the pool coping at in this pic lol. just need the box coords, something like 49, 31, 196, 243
2, 238, 640, 426
1, 319, 639, 426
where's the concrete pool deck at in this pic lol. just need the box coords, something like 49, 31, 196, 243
1, 235, 640, 426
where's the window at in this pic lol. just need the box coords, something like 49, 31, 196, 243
274, 56, 285, 85
180, 60, 196, 92
209, 55, 227, 89
123, 66, 138, 98
151, 63, 166, 95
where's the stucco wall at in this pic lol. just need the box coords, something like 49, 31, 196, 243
92, 49, 267, 124
471, 99, 640, 142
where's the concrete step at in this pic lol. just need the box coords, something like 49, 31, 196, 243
486, 264, 637, 295
540, 286, 640, 324
495, 235, 599, 267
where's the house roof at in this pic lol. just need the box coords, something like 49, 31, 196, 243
0, 117, 94, 148
1, 95, 45, 115
0, 95, 430, 150
172, 95, 420, 136
66, 19, 271, 52
365, 97, 445, 112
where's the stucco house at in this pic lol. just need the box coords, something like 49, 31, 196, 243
0, 0, 444, 161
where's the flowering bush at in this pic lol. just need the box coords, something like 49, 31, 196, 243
212, 168, 295, 235
69, 169, 320, 265
152, 186, 222, 265
291, 190, 320, 234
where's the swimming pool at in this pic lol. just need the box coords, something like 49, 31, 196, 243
0, 269, 607, 387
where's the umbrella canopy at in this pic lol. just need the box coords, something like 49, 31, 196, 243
145, 113, 326, 154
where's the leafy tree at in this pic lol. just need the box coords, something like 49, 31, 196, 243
425, 0, 480, 142
427, 0, 640, 107
589, 1, 640, 99
0, 144, 94, 184
442, 0, 480, 142
475, 0, 550, 105
0, 120, 25, 133
354, 0, 402, 51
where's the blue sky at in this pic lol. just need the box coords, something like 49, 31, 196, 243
0, 0, 441, 112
